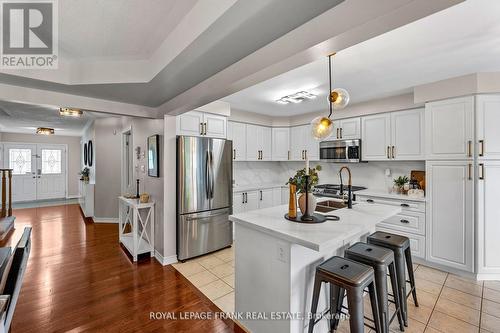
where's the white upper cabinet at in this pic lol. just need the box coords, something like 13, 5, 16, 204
246, 124, 272, 161
425, 96, 474, 160
290, 126, 305, 161
476, 95, 500, 160
176, 111, 227, 138
333, 117, 361, 140
272, 127, 290, 161
426, 160, 474, 272
204, 113, 227, 138
362, 113, 391, 160
227, 122, 246, 161
391, 109, 425, 160
289, 125, 319, 161
176, 111, 205, 136
477, 161, 500, 275
362, 110, 424, 161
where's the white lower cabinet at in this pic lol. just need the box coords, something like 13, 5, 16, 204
233, 186, 287, 214
477, 161, 500, 275
359, 194, 426, 260
426, 160, 474, 272
258, 188, 274, 209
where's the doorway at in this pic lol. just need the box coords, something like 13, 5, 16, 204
2, 143, 67, 202
121, 130, 133, 195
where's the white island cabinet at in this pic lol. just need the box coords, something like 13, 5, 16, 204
230, 202, 400, 333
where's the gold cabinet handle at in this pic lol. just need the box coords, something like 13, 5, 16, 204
468, 163, 472, 180
479, 163, 485, 180
336, 128, 339, 139
233, 149, 236, 160
467, 140, 472, 158
200, 123, 204, 135
304, 150, 307, 159
301, 150, 304, 160
387, 146, 390, 159
288, 151, 290, 160
340, 128, 343, 139
392, 146, 395, 159
479, 140, 484, 157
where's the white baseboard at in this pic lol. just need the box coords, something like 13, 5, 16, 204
93, 217, 119, 223
66, 195, 81, 199
413, 257, 477, 280
155, 250, 177, 266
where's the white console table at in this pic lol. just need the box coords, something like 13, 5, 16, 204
118, 196, 155, 261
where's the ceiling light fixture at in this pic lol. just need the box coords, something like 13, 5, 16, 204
59, 107, 83, 117
36, 127, 55, 135
275, 90, 316, 104
310, 52, 350, 140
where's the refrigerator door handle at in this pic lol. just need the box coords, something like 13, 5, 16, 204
205, 151, 210, 199
209, 151, 214, 198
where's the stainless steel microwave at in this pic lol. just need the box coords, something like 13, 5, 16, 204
319, 139, 361, 162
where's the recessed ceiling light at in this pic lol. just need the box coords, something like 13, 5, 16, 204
36, 127, 55, 135
60, 107, 83, 117
275, 90, 316, 104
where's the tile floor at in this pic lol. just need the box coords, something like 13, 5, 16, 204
173, 249, 500, 333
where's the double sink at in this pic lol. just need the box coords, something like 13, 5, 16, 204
315, 200, 355, 213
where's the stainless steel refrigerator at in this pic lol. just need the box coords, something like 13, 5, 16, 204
177, 136, 233, 261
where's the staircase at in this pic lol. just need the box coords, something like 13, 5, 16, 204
0, 169, 14, 240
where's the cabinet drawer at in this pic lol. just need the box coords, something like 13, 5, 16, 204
356, 195, 425, 213
378, 212, 425, 235
376, 227, 426, 259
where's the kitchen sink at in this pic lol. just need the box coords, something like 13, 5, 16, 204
315, 200, 354, 213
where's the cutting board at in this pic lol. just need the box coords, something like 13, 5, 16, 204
411, 170, 425, 191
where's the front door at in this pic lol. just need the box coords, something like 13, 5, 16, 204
36, 145, 66, 200
3, 143, 66, 202
3, 143, 37, 202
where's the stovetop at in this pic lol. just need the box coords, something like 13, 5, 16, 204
313, 184, 367, 197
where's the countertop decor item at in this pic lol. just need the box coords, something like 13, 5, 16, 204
393, 175, 409, 194
288, 184, 297, 219
285, 169, 325, 224
310, 52, 350, 140
139, 193, 150, 203
410, 170, 425, 191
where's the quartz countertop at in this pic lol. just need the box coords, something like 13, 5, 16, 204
355, 189, 426, 202
230, 200, 401, 252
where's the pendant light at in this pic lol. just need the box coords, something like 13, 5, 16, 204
311, 52, 350, 140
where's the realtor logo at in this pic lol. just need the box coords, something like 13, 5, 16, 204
0, 0, 58, 68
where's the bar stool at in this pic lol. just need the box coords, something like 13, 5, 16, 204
308, 256, 382, 333
367, 231, 419, 327
345, 242, 405, 333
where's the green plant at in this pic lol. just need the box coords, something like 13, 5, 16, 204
79, 167, 90, 180
286, 165, 322, 193
393, 175, 409, 188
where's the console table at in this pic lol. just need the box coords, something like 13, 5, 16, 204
118, 196, 155, 261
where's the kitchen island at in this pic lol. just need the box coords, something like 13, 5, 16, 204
229, 200, 401, 333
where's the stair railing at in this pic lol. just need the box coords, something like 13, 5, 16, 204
0, 169, 12, 218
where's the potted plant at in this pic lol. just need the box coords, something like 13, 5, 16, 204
286, 165, 322, 214
393, 175, 409, 194
79, 167, 90, 183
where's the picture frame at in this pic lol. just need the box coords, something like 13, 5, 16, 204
147, 135, 159, 177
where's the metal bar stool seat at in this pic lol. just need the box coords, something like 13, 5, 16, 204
345, 242, 405, 333
308, 256, 383, 333
367, 231, 419, 327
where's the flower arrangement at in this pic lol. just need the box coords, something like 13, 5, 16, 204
79, 167, 90, 182
286, 165, 322, 193
393, 175, 409, 193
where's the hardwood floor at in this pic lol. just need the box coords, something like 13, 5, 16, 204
3, 204, 244, 332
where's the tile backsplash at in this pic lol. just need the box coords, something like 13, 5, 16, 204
233, 161, 425, 190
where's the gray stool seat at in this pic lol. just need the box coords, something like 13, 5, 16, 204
309, 256, 382, 333
368, 231, 409, 249
368, 231, 419, 327
345, 242, 405, 333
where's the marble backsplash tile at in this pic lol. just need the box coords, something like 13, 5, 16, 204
233, 161, 425, 191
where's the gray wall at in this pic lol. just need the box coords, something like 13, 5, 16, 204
121, 117, 165, 256
93, 118, 122, 218
1, 132, 81, 197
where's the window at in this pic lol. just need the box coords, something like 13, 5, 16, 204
41, 149, 62, 174
9, 149, 32, 175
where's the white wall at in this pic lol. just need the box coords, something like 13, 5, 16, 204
234, 161, 425, 192
1, 132, 81, 197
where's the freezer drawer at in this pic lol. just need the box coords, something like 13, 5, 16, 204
177, 207, 232, 260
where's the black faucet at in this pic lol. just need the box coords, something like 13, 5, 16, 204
339, 166, 353, 209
